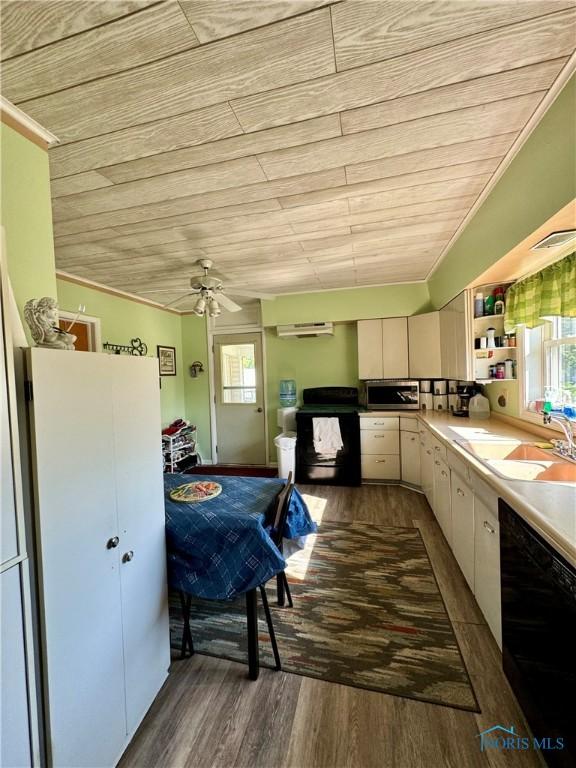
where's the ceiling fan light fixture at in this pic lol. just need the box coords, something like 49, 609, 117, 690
193, 296, 206, 316
208, 298, 221, 317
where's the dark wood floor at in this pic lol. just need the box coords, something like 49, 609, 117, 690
120, 484, 539, 768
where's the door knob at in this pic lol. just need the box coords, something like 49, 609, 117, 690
257, 407, 263, 412
122, 551, 134, 563
106, 536, 119, 549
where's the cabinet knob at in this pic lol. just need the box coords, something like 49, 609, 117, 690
457, 488, 465, 497
106, 536, 119, 549
435, 460, 441, 466
410, 437, 416, 442
257, 407, 263, 412
441, 470, 448, 477
122, 550, 134, 563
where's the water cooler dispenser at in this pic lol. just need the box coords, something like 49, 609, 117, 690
275, 385, 297, 478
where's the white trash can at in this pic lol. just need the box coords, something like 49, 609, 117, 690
274, 431, 297, 480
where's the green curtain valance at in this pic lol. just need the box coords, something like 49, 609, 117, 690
504, 251, 576, 331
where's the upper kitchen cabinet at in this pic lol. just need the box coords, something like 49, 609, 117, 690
358, 317, 408, 379
408, 312, 441, 379
440, 291, 472, 381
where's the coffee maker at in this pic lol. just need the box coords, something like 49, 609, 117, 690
454, 384, 475, 417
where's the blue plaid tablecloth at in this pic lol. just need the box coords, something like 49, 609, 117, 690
164, 474, 316, 600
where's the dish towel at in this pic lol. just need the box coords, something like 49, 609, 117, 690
312, 417, 344, 458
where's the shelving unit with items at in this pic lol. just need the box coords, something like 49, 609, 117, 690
471, 282, 517, 382
162, 425, 198, 473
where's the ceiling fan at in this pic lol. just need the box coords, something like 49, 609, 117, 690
138, 259, 275, 316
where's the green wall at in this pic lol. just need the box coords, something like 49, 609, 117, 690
181, 314, 212, 460
429, 75, 576, 309
265, 322, 358, 453
1, 123, 57, 334
261, 282, 430, 326
57, 279, 186, 427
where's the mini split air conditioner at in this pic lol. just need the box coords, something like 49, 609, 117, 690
276, 322, 334, 338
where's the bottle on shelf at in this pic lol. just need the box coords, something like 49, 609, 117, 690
494, 287, 505, 315
486, 327, 496, 349
484, 292, 495, 316
474, 292, 484, 318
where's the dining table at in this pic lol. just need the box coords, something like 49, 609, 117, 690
163, 473, 317, 678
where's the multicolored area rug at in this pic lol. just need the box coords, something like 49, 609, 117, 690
169, 522, 479, 712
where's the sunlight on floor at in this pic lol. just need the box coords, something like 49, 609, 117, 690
286, 491, 327, 581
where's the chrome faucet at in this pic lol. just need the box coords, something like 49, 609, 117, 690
543, 412, 576, 461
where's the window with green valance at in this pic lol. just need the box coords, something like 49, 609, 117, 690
505, 251, 576, 332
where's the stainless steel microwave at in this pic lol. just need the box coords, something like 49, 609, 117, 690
362, 380, 419, 410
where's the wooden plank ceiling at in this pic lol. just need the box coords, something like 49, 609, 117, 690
2, 0, 575, 308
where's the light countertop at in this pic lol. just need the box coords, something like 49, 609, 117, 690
362, 409, 576, 567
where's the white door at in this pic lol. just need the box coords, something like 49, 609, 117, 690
408, 312, 442, 378
110, 356, 169, 735
357, 319, 383, 379
401, 430, 421, 486
419, 429, 434, 504
451, 473, 475, 590
28, 349, 127, 768
433, 455, 452, 544
382, 317, 409, 378
214, 332, 266, 464
474, 496, 502, 647
1, 566, 32, 768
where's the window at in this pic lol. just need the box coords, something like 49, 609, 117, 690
220, 343, 256, 404
521, 316, 576, 422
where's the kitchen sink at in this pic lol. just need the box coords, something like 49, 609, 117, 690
454, 439, 576, 483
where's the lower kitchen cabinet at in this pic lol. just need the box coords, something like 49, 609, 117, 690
419, 427, 434, 505
401, 429, 421, 486
450, 472, 475, 590
433, 454, 452, 545
361, 453, 400, 480
360, 415, 400, 481
474, 495, 502, 648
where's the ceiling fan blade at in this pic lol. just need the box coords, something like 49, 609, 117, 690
137, 287, 196, 294
226, 288, 276, 300
162, 293, 195, 309
216, 294, 243, 313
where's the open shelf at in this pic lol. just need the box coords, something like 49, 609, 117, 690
473, 313, 507, 322
474, 347, 517, 354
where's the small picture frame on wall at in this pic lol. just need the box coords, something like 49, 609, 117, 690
157, 345, 176, 376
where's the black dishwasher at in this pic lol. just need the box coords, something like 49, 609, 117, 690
499, 499, 576, 767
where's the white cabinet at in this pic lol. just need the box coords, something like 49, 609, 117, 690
401, 429, 420, 486
408, 312, 441, 379
474, 493, 502, 648
432, 454, 452, 545
440, 291, 472, 381
27, 349, 169, 768
360, 414, 400, 480
1, 251, 38, 768
358, 317, 408, 379
419, 425, 434, 505
1, 567, 33, 768
450, 472, 475, 590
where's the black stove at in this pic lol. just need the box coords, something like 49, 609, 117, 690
295, 387, 361, 486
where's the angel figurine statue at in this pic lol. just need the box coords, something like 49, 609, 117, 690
24, 297, 76, 350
